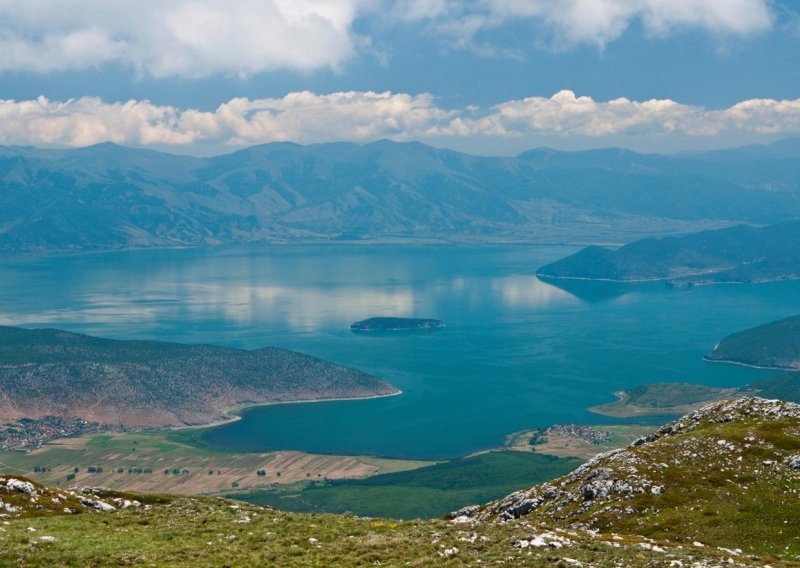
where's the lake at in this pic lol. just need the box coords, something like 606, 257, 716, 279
0, 244, 795, 459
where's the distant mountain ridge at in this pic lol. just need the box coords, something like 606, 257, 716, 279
0, 326, 398, 428
3, 138, 800, 252
537, 220, 800, 284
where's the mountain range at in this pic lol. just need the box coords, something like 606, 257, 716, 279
3, 138, 800, 252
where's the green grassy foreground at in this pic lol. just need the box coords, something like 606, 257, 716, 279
0, 494, 783, 567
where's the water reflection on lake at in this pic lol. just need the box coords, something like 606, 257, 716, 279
0, 244, 796, 458
492, 275, 580, 308
0, 245, 581, 334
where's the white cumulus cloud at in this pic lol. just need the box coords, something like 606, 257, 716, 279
0, 0, 778, 77
394, 0, 774, 53
480, 0, 773, 47
447, 90, 800, 139
1, 90, 800, 150
0, 92, 452, 147
0, 0, 360, 77
458, 90, 701, 136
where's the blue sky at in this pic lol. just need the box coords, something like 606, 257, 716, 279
1, 0, 799, 155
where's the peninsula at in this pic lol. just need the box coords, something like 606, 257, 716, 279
706, 315, 800, 369
590, 374, 800, 418
537, 220, 800, 285
0, 326, 398, 430
350, 317, 445, 331
589, 382, 747, 418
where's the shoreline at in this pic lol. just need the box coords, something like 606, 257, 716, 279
0, 240, 590, 261
537, 272, 800, 287
167, 389, 404, 433
536, 270, 722, 284
587, 391, 630, 417
703, 356, 798, 372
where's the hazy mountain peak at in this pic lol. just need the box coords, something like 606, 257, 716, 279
2, 138, 800, 253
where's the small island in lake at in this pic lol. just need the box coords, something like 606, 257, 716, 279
350, 317, 445, 331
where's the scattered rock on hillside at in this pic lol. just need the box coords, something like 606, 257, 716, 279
0, 476, 138, 518
453, 397, 800, 541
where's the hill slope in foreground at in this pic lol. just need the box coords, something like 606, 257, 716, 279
537, 220, 800, 284
0, 326, 397, 428
2, 397, 799, 566
707, 315, 800, 370
457, 398, 800, 561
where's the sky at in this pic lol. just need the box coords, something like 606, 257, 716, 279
0, 0, 799, 155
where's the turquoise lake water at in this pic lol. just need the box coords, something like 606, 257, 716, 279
0, 244, 796, 459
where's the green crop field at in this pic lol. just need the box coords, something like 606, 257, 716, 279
236, 451, 583, 519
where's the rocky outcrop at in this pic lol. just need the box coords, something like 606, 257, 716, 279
0, 476, 132, 518
453, 398, 800, 535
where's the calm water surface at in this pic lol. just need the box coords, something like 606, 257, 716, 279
0, 244, 795, 459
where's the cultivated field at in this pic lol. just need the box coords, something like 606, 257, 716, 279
0, 431, 432, 496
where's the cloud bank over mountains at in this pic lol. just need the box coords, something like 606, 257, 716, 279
0, 0, 775, 78
0, 0, 789, 152
1, 91, 799, 151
